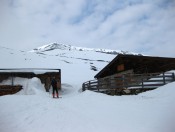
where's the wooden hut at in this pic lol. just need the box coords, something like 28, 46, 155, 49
82, 54, 175, 95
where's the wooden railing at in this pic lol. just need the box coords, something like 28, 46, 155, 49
82, 72, 175, 95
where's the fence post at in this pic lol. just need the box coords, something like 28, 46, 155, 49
141, 75, 144, 88
11, 73, 14, 86
88, 81, 91, 90
82, 83, 85, 91
172, 73, 175, 81
163, 72, 166, 84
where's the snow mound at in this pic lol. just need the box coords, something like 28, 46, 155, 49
139, 81, 175, 99
0, 77, 46, 95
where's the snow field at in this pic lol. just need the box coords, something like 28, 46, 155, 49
0, 77, 175, 132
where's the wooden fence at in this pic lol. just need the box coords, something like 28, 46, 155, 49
82, 72, 175, 95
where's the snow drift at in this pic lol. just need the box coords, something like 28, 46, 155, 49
0, 77, 45, 95
0, 79, 175, 132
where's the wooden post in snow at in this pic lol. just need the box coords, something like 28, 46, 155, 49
163, 72, 166, 84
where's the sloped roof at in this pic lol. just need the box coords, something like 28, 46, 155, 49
94, 54, 175, 79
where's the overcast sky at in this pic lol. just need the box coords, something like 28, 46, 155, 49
0, 0, 175, 57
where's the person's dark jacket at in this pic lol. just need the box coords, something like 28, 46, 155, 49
51, 79, 57, 88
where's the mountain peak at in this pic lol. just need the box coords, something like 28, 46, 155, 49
31, 43, 141, 55
33, 43, 70, 51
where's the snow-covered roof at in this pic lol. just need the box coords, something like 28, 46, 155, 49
0, 68, 61, 74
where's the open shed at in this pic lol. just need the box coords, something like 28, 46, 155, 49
95, 54, 175, 79
0, 68, 61, 95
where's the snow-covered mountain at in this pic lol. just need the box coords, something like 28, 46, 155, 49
0, 43, 141, 86
31, 43, 141, 55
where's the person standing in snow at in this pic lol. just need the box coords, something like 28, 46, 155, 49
51, 77, 59, 98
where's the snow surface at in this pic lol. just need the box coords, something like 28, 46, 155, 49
0, 77, 175, 132
0, 45, 175, 132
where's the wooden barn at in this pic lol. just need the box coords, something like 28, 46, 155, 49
0, 68, 61, 96
82, 54, 175, 95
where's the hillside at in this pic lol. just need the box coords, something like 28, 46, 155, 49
0, 43, 140, 86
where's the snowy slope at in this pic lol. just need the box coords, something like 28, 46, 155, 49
0, 43, 141, 87
0, 44, 175, 132
0, 77, 175, 132
0, 44, 112, 86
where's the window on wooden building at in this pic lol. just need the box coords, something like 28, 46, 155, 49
117, 64, 125, 72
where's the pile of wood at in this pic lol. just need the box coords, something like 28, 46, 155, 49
0, 85, 23, 96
